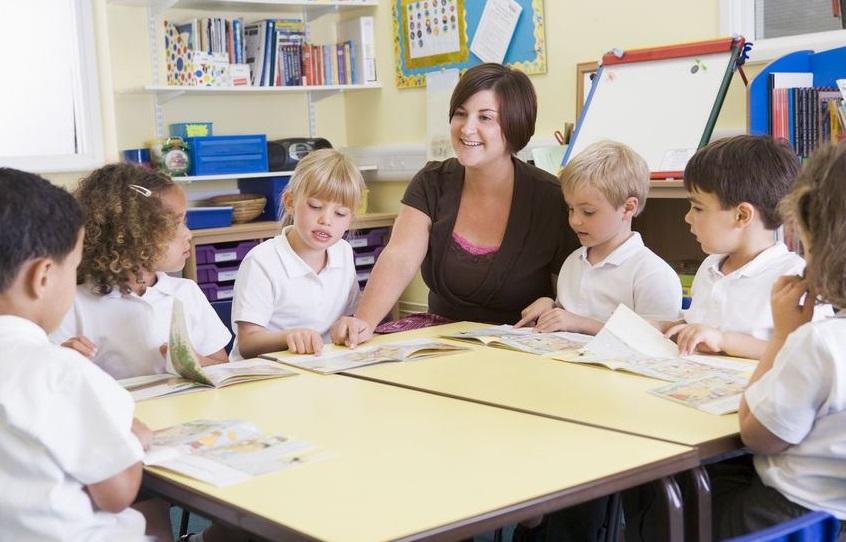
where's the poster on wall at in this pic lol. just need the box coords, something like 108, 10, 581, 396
393, 0, 546, 88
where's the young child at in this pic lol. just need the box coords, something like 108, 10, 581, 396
709, 142, 846, 539
52, 163, 231, 378
0, 167, 150, 541
230, 148, 366, 360
660, 135, 830, 359
516, 140, 682, 334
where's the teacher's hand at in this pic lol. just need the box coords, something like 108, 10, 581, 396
330, 316, 374, 349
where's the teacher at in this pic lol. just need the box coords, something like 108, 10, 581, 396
332, 62, 578, 347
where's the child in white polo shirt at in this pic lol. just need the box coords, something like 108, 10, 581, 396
230, 149, 366, 360
51, 163, 232, 542
52, 163, 230, 379
660, 135, 831, 360
0, 168, 149, 542
709, 142, 846, 539
516, 140, 681, 334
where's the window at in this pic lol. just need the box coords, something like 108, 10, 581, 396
721, 0, 846, 62
0, 0, 104, 173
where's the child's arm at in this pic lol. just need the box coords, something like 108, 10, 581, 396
86, 462, 143, 513
237, 321, 324, 357
514, 297, 555, 328
199, 348, 228, 366
60, 336, 98, 359
534, 307, 603, 335
664, 323, 767, 359
739, 275, 814, 454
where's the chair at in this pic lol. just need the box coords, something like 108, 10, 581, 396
722, 510, 839, 542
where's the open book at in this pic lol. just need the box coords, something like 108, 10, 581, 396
553, 305, 753, 415
144, 419, 327, 486
119, 299, 297, 401
262, 338, 469, 375
442, 325, 591, 356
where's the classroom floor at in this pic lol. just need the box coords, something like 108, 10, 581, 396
169, 506, 512, 541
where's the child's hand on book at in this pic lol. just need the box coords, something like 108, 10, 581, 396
665, 323, 723, 356
285, 329, 324, 355
60, 336, 98, 359
131, 417, 153, 451
515, 297, 555, 328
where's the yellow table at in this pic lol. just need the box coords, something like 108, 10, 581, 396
340, 322, 753, 542
136, 371, 696, 542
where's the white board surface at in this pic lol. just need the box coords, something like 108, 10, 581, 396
564, 50, 735, 176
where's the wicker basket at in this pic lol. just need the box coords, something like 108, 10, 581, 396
209, 194, 267, 224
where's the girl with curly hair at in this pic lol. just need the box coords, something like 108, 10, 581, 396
51, 163, 230, 379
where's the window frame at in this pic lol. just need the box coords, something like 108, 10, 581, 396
1, 0, 104, 173
720, 0, 846, 63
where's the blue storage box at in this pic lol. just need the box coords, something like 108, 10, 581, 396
187, 135, 269, 176
237, 175, 290, 222
186, 207, 233, 230
170, 122, 213, 138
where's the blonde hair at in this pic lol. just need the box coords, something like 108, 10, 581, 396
778, 142, 846, 309
559, 140, 650, 216
281, 149, 366, 226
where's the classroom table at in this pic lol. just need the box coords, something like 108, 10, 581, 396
335, 322, 754, 542
135, 370, 697, 542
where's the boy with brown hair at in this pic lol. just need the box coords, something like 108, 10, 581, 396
0, 167, 151, 541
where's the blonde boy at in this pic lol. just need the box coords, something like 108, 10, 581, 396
517, 140, 681, 334
0, 168, 149, 541
661, 135, 831, 359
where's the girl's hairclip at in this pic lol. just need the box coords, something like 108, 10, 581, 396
128, 184, 152, 197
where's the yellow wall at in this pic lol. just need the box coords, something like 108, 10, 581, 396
45, 0, 752, 307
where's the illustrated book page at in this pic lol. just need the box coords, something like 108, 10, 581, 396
144, 419, 327, 486
442, 325, 591, 356
119, 299, 297, 401
553, 304, 752, 414
263, 338, 469, 374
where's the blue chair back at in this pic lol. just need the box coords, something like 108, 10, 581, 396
723, 511, 839, 542
211, 300, 234, 354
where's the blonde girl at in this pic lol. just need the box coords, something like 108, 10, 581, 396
230, 148, 366, 359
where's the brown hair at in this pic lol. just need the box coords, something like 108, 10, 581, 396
683, 135, 800, 230
779, 142, 846, 309
74, 163, 180, 295
449, 63, 537, 153
559, 140, 650, 216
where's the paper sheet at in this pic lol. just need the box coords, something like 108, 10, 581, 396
469, 0, 522, 63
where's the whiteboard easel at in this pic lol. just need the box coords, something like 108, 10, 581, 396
564, 38, 745, 179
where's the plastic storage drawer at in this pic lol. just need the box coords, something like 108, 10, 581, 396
196, 263, 240, 283
187, 135, 269, 176
346, 227, 388, 249
353, 246, 383, 267
199, 283, 234, 301
186, 207, 233, 230
195, 240, 258, 265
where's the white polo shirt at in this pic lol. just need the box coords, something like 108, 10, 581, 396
0, 315, 146, 541
51, 273, 231, 379
230, 226, 360, 360
747, 313, 846, 519
556, 232, 683, 322
683, 243, 830, 340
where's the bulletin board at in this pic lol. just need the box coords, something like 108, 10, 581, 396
393, 0, 547, 88
564, 37, 745, 179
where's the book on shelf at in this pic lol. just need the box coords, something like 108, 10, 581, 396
261, 338, 470, 375
442, 325, 591, 356
336, 16, 376, 84
119, 299, 297, 401
553, 304, 753, 415
144, 419, 327, 486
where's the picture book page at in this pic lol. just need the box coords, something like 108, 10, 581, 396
145, 419, 329, 486
649, 374, 748, 415
267, 338, 469, 374
443, 325, 591, 355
